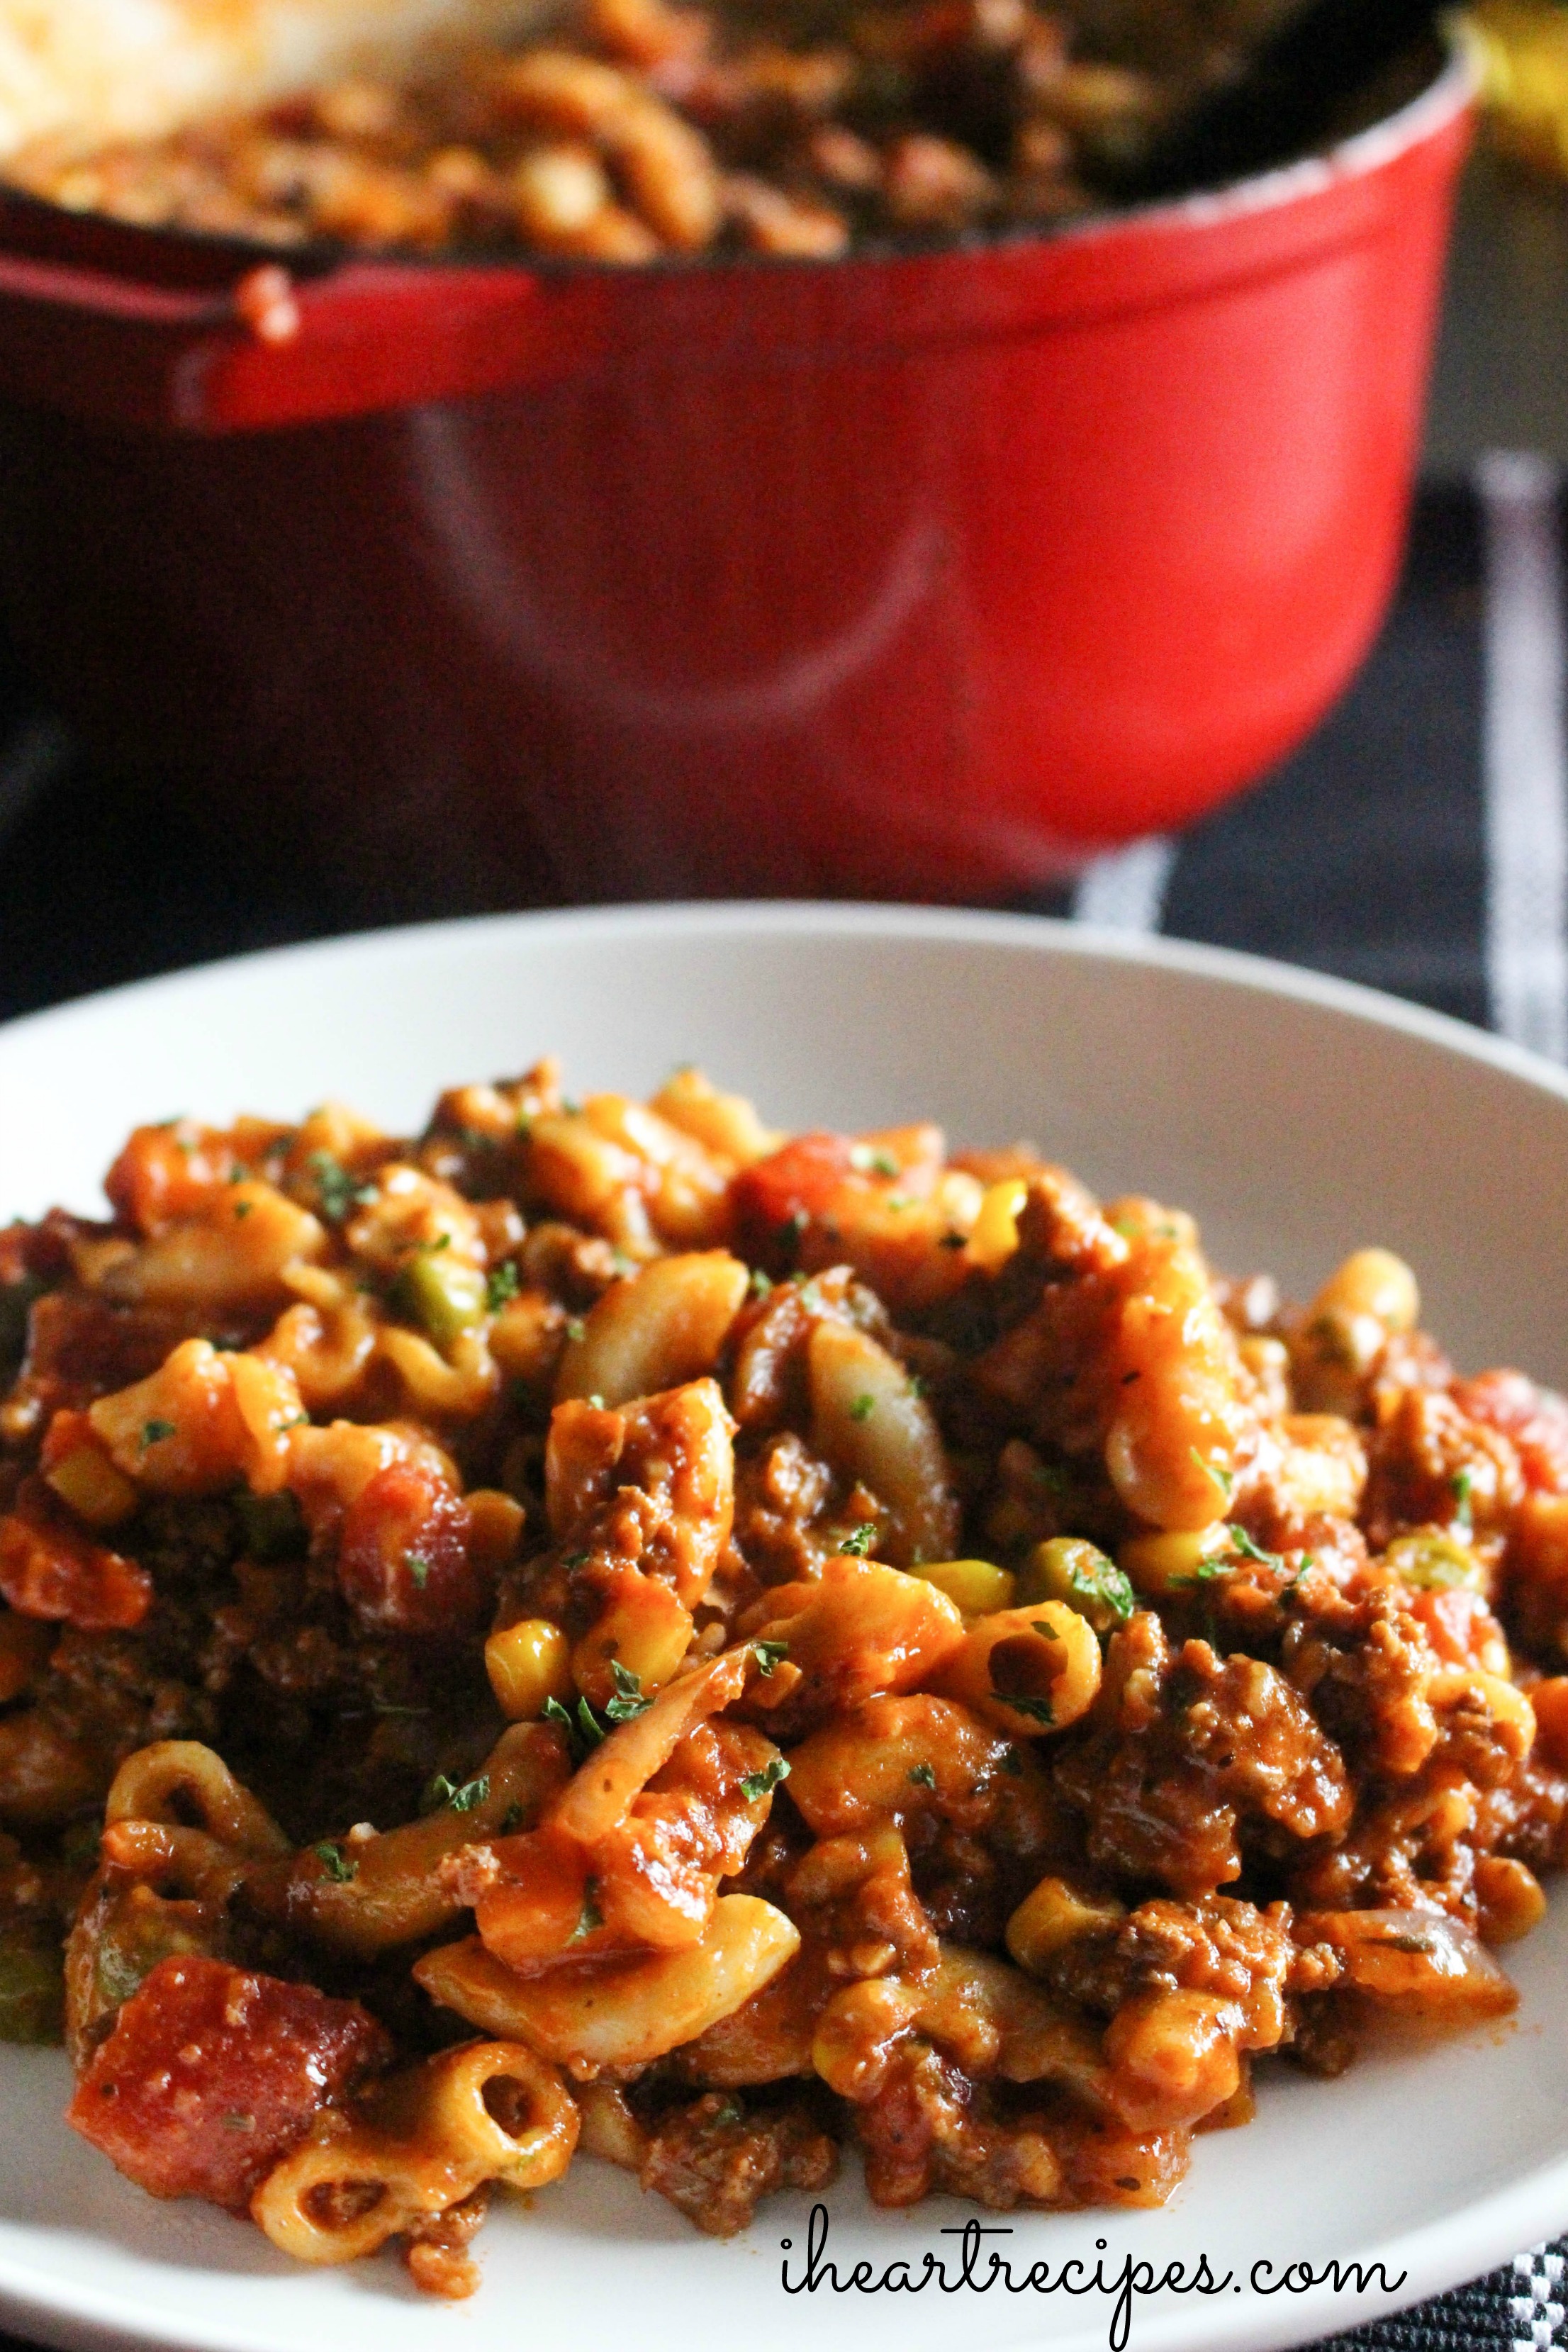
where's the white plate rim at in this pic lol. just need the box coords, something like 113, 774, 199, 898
4, 895, 1567, 1109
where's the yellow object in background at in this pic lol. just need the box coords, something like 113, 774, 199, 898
1464, 1, 1568, 178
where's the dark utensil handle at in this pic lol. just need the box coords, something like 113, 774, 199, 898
1111, 0, 1444, 200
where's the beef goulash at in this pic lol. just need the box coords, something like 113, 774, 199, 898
0, 1060, 1560, 2292
0, 0, 1329, 262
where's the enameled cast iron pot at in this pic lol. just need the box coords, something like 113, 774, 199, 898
0, 44, 1472, 913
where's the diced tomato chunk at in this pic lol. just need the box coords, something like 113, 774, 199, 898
0, 1480, 151, 1630
1455, 1370, 1568, 1496
104, 1122, 239, 1235
67, 1956, 391, 2209
336, 1460, 483, 1636
18, 1292, 191, 1419
730, 1133, 856, 1269
0, 1210, 82, 1290
1411, 1584, 1502, 1667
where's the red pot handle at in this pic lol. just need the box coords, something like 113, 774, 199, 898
0, 237, 611, 432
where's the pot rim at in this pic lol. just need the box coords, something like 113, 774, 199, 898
0, 24, 1475, 289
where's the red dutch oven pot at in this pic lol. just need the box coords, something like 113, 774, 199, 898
0, 43, 1472, 914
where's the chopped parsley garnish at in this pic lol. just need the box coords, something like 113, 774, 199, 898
421, 1772, 491, 1815
1279, 1554, 1316, 1604
313, 1842, 357, 1883
739, 1757, 791, 1803
486, 1262, 521, 1312
1002, 1692, 1055, 1725
713, 2095, 745, 2127
752, 1640, 790, 1676
307, 1150, 376, 1225
1063, 1555, 1135, 1627
1226, 1524, 1279, 1568
1452, 1467, 1475, 1532
562, 1550, 591, 1570
544, 1684, 646, 1763
564, 1317, 587, 1344
1191, 1448, 1234, 1499
908, 1762, 937, 1790
233, 1200, 252, 1220
837, 1521, 878, 1557
1169, 1558, 1231, 1589
1031, 1618, 1061, 1640
850, 1145, 900, 1179
603, 1662, 653, 1725
542, 1694, 581, 1747
748, 1267, 773, 1299
777, 1209, 809, 1258
405, 1551, 432, 1590
140, 1419, 177, 1449
570, 1877, 604, 1942
939, 1229, 968, 1250
849, 1393, 875, 1421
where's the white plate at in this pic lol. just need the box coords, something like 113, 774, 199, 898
2, 901, 1567, 2352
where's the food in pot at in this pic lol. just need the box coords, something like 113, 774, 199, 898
4, 1060, 1561, 2292
0, 0, 1322, 259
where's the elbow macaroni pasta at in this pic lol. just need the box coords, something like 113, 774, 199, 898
0, 1055, 1563, 2291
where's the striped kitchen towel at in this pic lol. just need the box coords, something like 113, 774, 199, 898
1065, 459, 1563, 1058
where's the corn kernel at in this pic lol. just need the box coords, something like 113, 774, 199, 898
43, 1445, 139, 1529
466, 1488, 526, 1578
1119, 1523, 1229, 1596
486, 1618, 573, 1720
1474, 1854, 1547, 1944
968, 1179, 1028, 1272
917, 1558, 1016, 1614
1005, 1874, 1126, 1975
1312, 1247, 1419, 1335
572, 1580, 693, 1704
